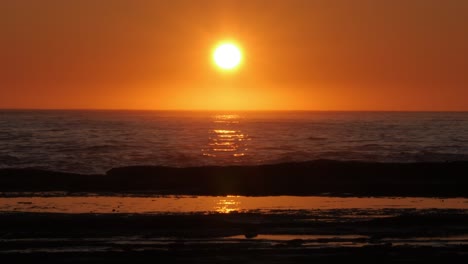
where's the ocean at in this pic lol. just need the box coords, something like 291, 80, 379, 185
1, 110, 468, 174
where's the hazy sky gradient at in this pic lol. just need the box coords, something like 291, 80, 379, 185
1, 0, 467, 110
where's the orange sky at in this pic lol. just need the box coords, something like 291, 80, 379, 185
1, 0, 468, 111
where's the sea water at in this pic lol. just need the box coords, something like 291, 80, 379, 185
1, 110, 468, 174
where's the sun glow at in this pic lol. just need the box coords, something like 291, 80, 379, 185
213, 43, 242, 70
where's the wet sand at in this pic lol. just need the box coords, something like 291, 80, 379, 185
1, 210, 467, 263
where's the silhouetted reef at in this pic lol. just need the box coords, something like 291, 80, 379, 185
1, 160, 468, 196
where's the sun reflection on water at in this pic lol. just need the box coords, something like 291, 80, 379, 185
202, 114, 249, 160
214, 196, 241, 213
213, 114, 240, 123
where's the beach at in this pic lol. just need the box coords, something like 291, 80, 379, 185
1, 161, 468, 263
1, 207, 467, 263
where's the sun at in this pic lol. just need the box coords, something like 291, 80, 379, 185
213, 43, 242, 70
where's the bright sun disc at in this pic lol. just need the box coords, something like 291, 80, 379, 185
213, 43, 242, 70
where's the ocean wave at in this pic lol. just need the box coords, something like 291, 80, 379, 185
307, 136, 328, 141
0, 155, 21, 165
0, 132, 33, 141
83, 144, 123, 151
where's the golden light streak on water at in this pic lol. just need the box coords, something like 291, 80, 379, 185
214, 198, 241, 214
202, 114, 249, 160
2, 196, 468, 214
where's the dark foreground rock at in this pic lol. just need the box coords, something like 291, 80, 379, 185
1, 160, 468, 196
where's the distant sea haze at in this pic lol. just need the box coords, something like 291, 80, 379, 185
1, 110, 468, 174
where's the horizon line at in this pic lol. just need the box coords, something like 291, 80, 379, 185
1, 108, 468, 112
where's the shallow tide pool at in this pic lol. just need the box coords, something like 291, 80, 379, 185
1, 195, 467, 214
